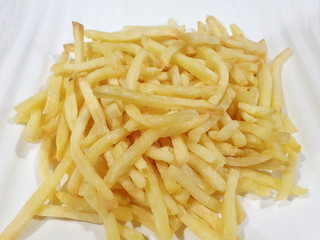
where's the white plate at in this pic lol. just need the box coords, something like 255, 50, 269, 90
0, 0, 319, 239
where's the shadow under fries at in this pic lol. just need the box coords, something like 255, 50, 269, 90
14, 131, 39, 159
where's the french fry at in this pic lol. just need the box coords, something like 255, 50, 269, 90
43, 75, 62, 119
145, 161, 172, 240
138, 82, 217, 99
56, 111, 70, 161
186, 198, 222, 231
79, 78, 108, 135
171, 134, 189, 165
177, 205, 222, 240
271, 48, 292, 111
222, 169, 240, 240
95, 85, 223, 114
37, 204, 102, 224
72, 22, 84, 63
23, 108, 42, 142
38, 137, 53, 182
168, 165, 221, 212
105, 127, 165, 186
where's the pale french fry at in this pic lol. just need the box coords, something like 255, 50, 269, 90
124, 104, 199, 128
171, 134, 189, 165
138, 82, 217, 99
80, 184, 121, 240
126, 50, 147, 89
23, 108, 42, 142
173, 188, 191, 205
64, 79, 78, 131
188, 115, 220, 142
237, 177, 273, 197
156, 162, 181, 194
238, 121, 289, 144
258, 60, 273, 107
188, 142, 218, 164
131, 204, 157, 234
229, 24, 244, 37
188, 153, 226, 192
56, 191, 95, 212
144, 145, 175, 163
43, 75, 62, 119
105, 127, 164, 186
276, 150, 298, 200
14, 90, 47, 115
145, 39, 219, 84
271, 48, 292, 111
95, 85, 223, 114
145, 161, 172, 240
79, 78, 108, 135
199, 133, 225, 167
37, 204, 102, 224
118, 224, 144, 240
197, 46, 229, 105
72, 21, 85, 63
177, 205, 222, 240
226, 150, 272, 167
56, 111, 70, 161
38, 137, 53, 182
208, 120, 239, 141
70, 106, 116, 206
186, 198, 222, 231
222, 169, 240, 240
215, 141, 238, 156
181, 164, 215, 195
222, 35, 267, 56
168, 165, 221, 212
85, 27, 180, 42
161, 40, 185, 66
180, 32, 220, 45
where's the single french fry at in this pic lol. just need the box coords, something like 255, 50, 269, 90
37, 204, 102, 224
38, 137, 53, 182
23, 108, 42, 142
43, 75, 62, 119
138, 82, 217, 99
72, 21, 85, 63
222, 169, 240, 240
95, 85, 223, 114
56, 111, 70, 161
145, 161, 172, 240
271, 48, 292, 111
171, 135, 189, 165
126, 50, 147, 89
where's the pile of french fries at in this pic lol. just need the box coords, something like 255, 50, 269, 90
1, 16, 307, 240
